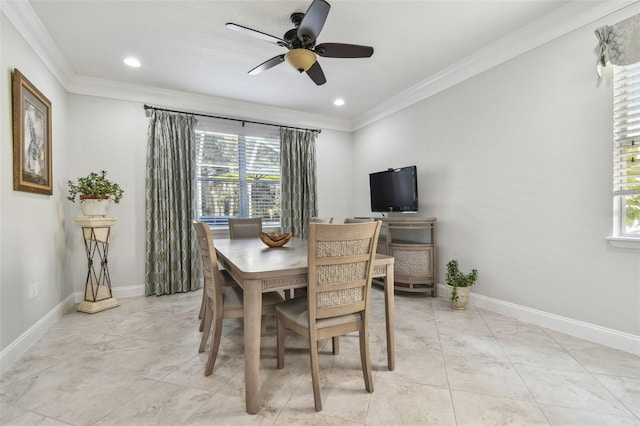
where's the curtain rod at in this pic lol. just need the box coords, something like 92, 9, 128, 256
143, 104, 321, 134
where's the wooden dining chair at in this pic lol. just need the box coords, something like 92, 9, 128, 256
275, 221, 382, 411
196, 222, 237, 331
193, 221, 284, 376
228, 217, 262, 239
344, 217, 373, 223
310, 217, 334, 223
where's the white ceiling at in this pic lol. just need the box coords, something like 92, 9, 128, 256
8, 1, 630, 128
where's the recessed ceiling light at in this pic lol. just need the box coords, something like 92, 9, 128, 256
333, 99, 345, 106
123, 57, 141, 68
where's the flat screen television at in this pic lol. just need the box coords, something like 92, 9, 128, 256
369, 166, 418, 213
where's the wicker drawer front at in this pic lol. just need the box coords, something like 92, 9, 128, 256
390, 246, 433, 277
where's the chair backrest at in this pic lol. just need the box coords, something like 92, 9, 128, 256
310, 217, 334, 224
343, 217, 374, 223
193, 221, 224, 311
228, 218, 262, 239
307, 221, 382, 321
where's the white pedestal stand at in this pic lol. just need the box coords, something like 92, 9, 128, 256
75, 217, 120, 313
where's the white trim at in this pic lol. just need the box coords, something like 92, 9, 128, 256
606, 237, 640, 250
1, 286, 144, 373
0, 294, 76, 374
66, 76, 353, 133
0, 0, 73, 87
3, 0, 639, 132
437, 284, 640, 356
352, 1, 638, 130
0, 1, 351, 132
72, 285, 145, 303
111, 284, 145, 299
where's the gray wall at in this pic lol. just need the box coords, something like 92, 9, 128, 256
0, 11, 354, 355
2, 4, 639, 362
1, 14, 71, 351
351, 8, 640, 335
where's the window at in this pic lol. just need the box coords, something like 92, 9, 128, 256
195, 123, 280, 229
613, 62, 640, 238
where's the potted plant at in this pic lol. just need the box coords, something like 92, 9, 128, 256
67, 170, 124, 217
445, 259, 478, 310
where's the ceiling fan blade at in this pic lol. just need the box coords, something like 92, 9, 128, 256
248, 55, 285, 75
315, 43, 374, 58
226, 23, 285, 46
297, 0, 330, 44
306, 61, 326, 85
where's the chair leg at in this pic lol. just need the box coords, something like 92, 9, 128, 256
261, 316, 267, 336
309, 336, 323, 411
204, 311, 224, 376
359, 328, 373, 393
276, 314, 285, 369
198, 288, 205, 323
198, 302, 212, 353
332, 336, 340, 355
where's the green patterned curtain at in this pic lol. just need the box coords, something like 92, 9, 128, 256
595, 13, 640, 76
280, 128, 318, 239
145, 110, 202, 296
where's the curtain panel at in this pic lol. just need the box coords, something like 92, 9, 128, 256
595, 13, 640, 76
145, 110, 202, 296
280, 128, 318, 239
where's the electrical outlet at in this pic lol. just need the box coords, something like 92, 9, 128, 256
28, 283, 39, 299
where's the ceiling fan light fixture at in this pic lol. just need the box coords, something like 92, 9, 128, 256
285, 49, 316, 73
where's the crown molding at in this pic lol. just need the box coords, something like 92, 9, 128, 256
1, 0, 74, 86
352, 0, 640, 131
67, 75, 352, 132
2, 0, 351, 132
5, 0, 638, 133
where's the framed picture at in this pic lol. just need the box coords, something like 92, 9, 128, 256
12, 69, 52, 195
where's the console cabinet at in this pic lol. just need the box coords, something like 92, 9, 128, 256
374, 217, 437, 296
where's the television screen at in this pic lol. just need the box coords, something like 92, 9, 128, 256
369, 166, 418, 212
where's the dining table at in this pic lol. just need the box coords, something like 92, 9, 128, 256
214, 236, 395, 414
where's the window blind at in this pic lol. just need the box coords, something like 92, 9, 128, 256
613, 62, 640, 196
195, 125, 280, 228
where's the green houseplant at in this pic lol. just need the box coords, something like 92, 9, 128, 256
67, 170, 124, 203
445, 259, 478, 310
67, 170, 123, 217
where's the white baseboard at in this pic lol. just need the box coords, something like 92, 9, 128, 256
0, 294, 76, 374
112, 284, 145, 299
1, 286, 146, 374
438, 284, 640, 356
72, 284, 146, 303
4, 284, 636, 375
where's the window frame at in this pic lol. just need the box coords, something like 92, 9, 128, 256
610, 61, 640, 247
194, 123, 281, 230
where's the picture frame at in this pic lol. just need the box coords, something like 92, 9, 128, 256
12, 68, 52, 195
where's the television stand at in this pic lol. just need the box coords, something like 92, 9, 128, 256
368, 217, 437, 296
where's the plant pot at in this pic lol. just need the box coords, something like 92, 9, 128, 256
450, 286, 470, 310
79, 196, 111, 217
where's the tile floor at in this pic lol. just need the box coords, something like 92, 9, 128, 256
1, 288, 639, 425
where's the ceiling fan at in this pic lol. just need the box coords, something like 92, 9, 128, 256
226, 0, 374, 86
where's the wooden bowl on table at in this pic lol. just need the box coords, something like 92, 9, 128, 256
260, 232, 292, 247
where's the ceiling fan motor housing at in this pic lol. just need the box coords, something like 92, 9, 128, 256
290, 12, 305, 27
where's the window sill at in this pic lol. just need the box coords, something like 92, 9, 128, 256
606, 237, 640, 250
